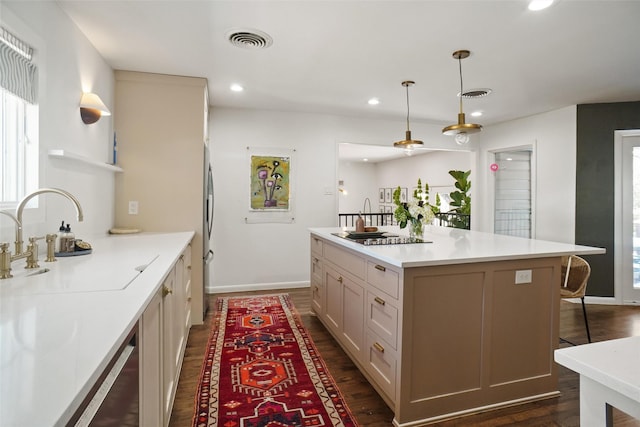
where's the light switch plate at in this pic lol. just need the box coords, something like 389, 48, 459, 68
128, 200, 139, 215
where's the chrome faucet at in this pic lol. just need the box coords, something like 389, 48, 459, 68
15, 188, 83, 255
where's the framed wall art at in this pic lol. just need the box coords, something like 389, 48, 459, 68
384, 188, 392, 203
246, 146, 296, 223
400, 187, 408, 203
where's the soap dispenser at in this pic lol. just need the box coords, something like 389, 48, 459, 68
58, 221, 68, 253
64, 223, 75, 252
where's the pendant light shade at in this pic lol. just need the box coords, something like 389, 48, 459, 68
394, 81, 423, 149
442, 50, 482, 144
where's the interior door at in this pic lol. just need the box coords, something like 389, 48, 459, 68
493, 148, 534, 238
619, 133, 640, 304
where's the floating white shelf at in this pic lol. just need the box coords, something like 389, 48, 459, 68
48, 149, 123, 172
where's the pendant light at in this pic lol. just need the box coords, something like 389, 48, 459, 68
394, 81, 423, 149
442, 50, 482, 144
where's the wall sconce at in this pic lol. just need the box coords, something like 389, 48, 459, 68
338, 180, 348, 195
79, 92, 111, 124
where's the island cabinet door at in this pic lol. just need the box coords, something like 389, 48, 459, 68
323, 263, 365, 359
323, 264, 343, 334
341, 276, 364, 359
310, 254, 323, 315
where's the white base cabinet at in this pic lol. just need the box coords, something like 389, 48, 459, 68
140, 289, 163, 427
140, 243, 192, 426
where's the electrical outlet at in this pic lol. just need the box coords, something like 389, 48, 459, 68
128, 201, 139, 215
515, 269, 532, 284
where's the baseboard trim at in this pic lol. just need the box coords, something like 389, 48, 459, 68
563, 296, 619, 305
208, 281, 310, 294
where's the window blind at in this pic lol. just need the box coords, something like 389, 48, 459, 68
0, 26, 37, 104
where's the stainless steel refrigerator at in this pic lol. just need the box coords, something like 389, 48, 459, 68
203, 144, 213, 316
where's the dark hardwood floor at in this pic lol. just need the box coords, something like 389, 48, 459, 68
169, 288, 640, 427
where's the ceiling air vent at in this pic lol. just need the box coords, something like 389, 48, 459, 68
460, 88, 492, 99
227, 29, 273, 50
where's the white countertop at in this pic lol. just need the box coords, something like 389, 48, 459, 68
555, 336, 640, 402
309, 226, 605, 268
0, 231, 194, 427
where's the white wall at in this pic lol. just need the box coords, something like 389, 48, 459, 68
338, 160, 377, 213
475, 106, 577, 243
0, 2, 115, 244
376, 150, 473, 210
209, 107, 455, 292
339, 150, 473, 214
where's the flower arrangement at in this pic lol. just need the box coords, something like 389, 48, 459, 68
393, 178, 435, 239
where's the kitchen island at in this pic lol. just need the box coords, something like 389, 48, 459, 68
309, 226, 605, 426
0, 231, 194, 427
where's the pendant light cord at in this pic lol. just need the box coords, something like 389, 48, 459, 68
458, 56, 464, 114
405, 83, 411, 132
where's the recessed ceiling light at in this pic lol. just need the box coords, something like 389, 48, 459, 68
368, 98, 380, 105
230, 84, 244, 92
471, 111, 483, 117
363, 158, 369, 162
528, 0, 554, 11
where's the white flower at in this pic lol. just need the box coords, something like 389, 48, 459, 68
408, 200, 434, 224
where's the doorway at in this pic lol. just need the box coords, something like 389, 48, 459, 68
492, 148, 534, 238
615, 131, 640, 304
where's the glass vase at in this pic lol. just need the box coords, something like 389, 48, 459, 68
409, 219, 424, 241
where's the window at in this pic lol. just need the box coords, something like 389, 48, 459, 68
0, 25, 38, 210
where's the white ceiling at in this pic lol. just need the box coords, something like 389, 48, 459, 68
54, 0, 640, 161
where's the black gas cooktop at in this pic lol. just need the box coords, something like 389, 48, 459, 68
332, 231, 430, 245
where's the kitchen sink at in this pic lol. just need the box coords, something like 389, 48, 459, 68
0, 253, 158, 296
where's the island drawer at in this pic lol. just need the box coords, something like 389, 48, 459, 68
366, 291, 398, 350
367, 261, 399, 299
310, 277, 323, 315
324, 243, 365, 280
365, 331, 397, 403
310, 236, 324, 256
310, 255, 323, 282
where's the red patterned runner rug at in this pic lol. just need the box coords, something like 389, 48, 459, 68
192, 293, 359, 427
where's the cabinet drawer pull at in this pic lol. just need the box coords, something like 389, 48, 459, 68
337, 276, 343, 283
374, 296, 386, 306
374, 264, 386, 272
162, 286, 173, 297
373, 342, 385, 353
314, 285, 319, 292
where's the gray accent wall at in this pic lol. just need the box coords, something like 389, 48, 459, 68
576, 101, 640, 297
